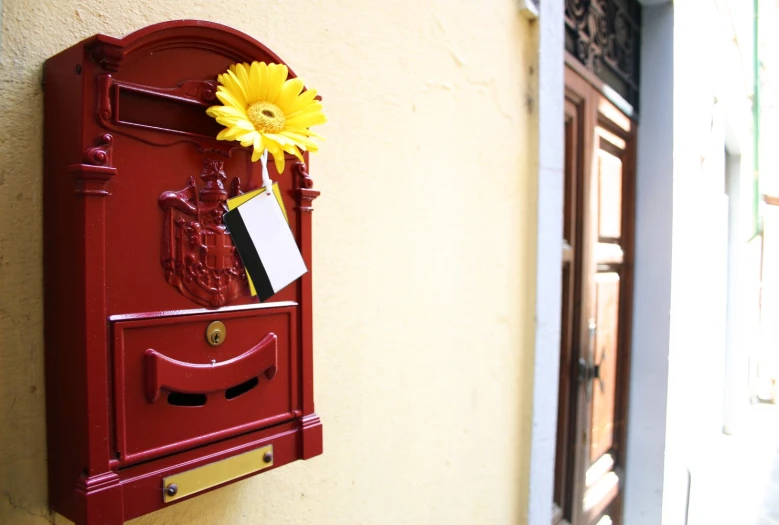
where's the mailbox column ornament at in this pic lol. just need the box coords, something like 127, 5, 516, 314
70, 134, 116, 196
294, 162, 320, 212
66, 133, 121, 515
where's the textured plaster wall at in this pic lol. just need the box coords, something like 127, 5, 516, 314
0, 1, 538, 524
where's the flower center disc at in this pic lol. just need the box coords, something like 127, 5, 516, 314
247, 102, 285, 134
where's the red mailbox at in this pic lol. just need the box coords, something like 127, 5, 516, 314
43, 20, 322, 525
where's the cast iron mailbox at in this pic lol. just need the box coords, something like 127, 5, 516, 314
43, 20, 322, 525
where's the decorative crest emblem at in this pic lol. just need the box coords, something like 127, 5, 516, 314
159, 159, 248, 307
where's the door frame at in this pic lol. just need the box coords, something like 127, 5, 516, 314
529, 5, 674, 525
553, 60, 637, 525
526, 0, 566, 523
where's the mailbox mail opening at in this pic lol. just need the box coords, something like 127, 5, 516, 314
112, 306, 297, 465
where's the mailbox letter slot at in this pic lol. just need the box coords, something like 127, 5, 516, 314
144, 333, 278, 403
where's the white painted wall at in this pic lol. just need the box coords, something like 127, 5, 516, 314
627, 2, 761, 524
724, 153, 752, 434
623, 4, 674, 525
665, 2, 736, 524
527, 0, 564, 523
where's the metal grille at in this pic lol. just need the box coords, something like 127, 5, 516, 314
565, 0, 642, 114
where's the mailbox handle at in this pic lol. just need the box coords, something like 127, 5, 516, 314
144, 333, 277, 403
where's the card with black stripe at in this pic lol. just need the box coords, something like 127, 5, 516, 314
224, 190, 307, 302
227, 183, 288, 297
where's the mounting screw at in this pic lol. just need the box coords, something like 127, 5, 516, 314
263, 451, 273, 464
166, 484, 178, 497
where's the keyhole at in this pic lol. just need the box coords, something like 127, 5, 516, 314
205, 321, 226, 347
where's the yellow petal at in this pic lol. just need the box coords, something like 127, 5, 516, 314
275, 78, 305, 113
262, 134, 282, 155
284, 127, 325, 141
262, 135, 285, 173
284, 100, 323, 120
207, 106, 238, 119
282, 123, 324, 136
263, 132, 295, 147
219, 73, 244, 106
228, 62, 246, 76
217, 126, 244, 141
275, 131, 318, 150
272, 151, 285, 173
286, 88, 318, 115
283, 109, 323, 124
282, 143, 304, 162
303, 129, 325, 140
286, 111, 327, 129
251, 134, 265, 162
237, 130, 259, 147
207, 105, 249, 120
216, 90, 245, 111
232, 119, 255, 131
214, 113, 250, 126
233, 64, 252, 102
224, 69, 249, 107
214, 117, 239, 127
237, 63, 252, 83
266, 63, 289, 103
252, 62, 268, 103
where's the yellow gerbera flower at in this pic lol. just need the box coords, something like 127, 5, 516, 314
206, 61, 326, 173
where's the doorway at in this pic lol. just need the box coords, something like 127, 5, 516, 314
553, 65, 637, 525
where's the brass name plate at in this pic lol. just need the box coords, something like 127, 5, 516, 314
162, 445, 273, 503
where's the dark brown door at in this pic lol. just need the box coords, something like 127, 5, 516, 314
553, 66, 636, 525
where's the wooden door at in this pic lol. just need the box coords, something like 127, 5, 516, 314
553, 66, 636, 525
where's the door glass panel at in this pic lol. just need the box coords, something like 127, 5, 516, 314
597, 149, 622, 240
590, 272, 620, 463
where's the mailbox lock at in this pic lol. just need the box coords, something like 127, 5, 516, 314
206, 321, 226, 347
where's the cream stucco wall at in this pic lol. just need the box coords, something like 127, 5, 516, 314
0, 1, 539, 523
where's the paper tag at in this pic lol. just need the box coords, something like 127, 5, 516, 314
227, 183, 288, 221
224, 189, 306, 302
227, 184, 288, 296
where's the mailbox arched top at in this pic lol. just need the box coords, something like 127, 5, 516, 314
87, 20, 297, 78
